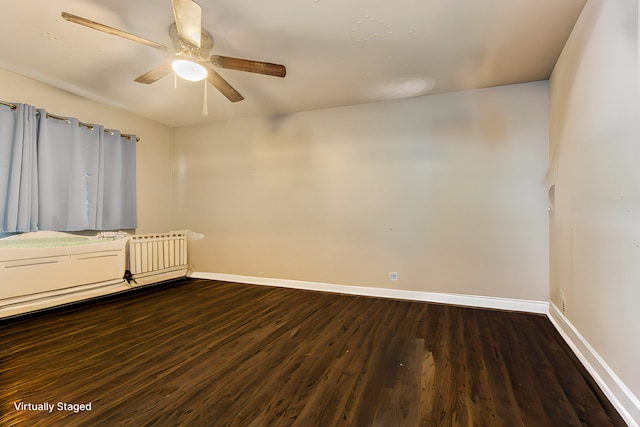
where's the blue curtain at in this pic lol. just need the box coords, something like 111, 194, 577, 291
100, 130, 137, 230
0, 103, 38, 232
37, 112, 99, 230
0, 104, 136, 232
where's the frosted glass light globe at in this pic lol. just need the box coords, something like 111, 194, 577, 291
172, 60, 207, 82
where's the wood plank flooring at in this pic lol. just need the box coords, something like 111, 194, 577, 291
0, 278, 626, 426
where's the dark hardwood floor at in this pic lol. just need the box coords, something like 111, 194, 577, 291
0, 278, 626, 426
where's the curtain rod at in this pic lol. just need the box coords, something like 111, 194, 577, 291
76, 122, 137, 141
40, 114, 139, 141
1, 99, 140, 142
0, 100, 17, 110
38, 111, 72, 124
105, 129, 140, 142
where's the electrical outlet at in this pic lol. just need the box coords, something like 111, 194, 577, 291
389, 272, 398, 281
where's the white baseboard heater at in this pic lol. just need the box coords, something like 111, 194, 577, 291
127, 231, 188, 286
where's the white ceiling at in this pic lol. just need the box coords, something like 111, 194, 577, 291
0, 0, 585, 128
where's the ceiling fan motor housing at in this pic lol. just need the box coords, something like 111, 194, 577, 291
169, 23, 213, 61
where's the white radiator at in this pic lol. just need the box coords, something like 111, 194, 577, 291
127, 231, 188, 286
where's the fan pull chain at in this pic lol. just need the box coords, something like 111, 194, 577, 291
202, 78, 208, 117
174, 72, 178, 89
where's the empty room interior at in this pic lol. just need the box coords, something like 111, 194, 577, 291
1, 0, 639, 425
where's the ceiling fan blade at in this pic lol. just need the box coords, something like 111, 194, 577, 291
209, 55, 287, 78
171, 0, 202, 47
61, 12, 173, 54
134, 63, 174, 84
205, 67, 244, 102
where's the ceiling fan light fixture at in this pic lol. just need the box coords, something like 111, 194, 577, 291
172, 59, 207, 81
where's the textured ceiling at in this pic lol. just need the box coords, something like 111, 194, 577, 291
0, 0, 585, 127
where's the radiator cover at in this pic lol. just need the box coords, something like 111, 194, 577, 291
127, 231, 188, 286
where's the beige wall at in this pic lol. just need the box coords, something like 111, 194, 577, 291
0, 68, 173, 233
549, 0, 640, 399
173, 81, 549, 301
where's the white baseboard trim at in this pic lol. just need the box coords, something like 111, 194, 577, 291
0, 279, 129, 319
188, 272, 549, 314
547, 302, 640, 427
191, 272, 639, 424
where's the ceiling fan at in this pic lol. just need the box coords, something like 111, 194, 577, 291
61, 0, 286, 103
